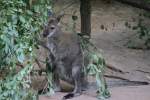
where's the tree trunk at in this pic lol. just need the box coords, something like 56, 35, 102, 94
80, 0, 91, 37
115, 0, 150, 11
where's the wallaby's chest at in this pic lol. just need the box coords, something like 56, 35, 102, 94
48, 33, 80, 58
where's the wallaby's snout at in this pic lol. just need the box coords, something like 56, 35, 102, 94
42, 26, 49, 37
42, 22, 57, 38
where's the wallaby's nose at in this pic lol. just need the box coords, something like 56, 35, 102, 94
42, 29, 49, 38
42, 24, 48, 37
43, 32, 48, 38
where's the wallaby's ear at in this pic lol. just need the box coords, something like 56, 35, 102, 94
48, 10, 56, 19
57, 11, 64, 22
48, 10, 53, 17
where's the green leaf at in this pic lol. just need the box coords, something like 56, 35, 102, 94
0, 0, 52, 99
96, 74, 101, 87
27, 10, 33, 15
17, 48, 25, 63
19, 16, 25, 23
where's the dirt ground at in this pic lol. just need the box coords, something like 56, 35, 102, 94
39, 85, 150, 100
39, 0, 150, 100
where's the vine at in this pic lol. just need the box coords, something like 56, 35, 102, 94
0, 0, 52, 99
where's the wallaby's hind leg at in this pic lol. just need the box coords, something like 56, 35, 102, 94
62, 66, 82, 100
72, 66, 82, 94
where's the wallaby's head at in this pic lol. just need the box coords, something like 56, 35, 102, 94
43, 13, 64, 38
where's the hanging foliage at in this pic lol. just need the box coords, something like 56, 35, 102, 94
0, 0, 52, 99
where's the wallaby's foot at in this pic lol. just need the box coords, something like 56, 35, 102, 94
62, 92, 81, 100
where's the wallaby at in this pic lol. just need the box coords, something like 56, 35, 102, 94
42, 13, 86, 100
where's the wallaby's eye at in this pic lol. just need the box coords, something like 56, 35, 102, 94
50, 26, 55, 30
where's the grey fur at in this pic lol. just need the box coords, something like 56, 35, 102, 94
42, 15, 86, 99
